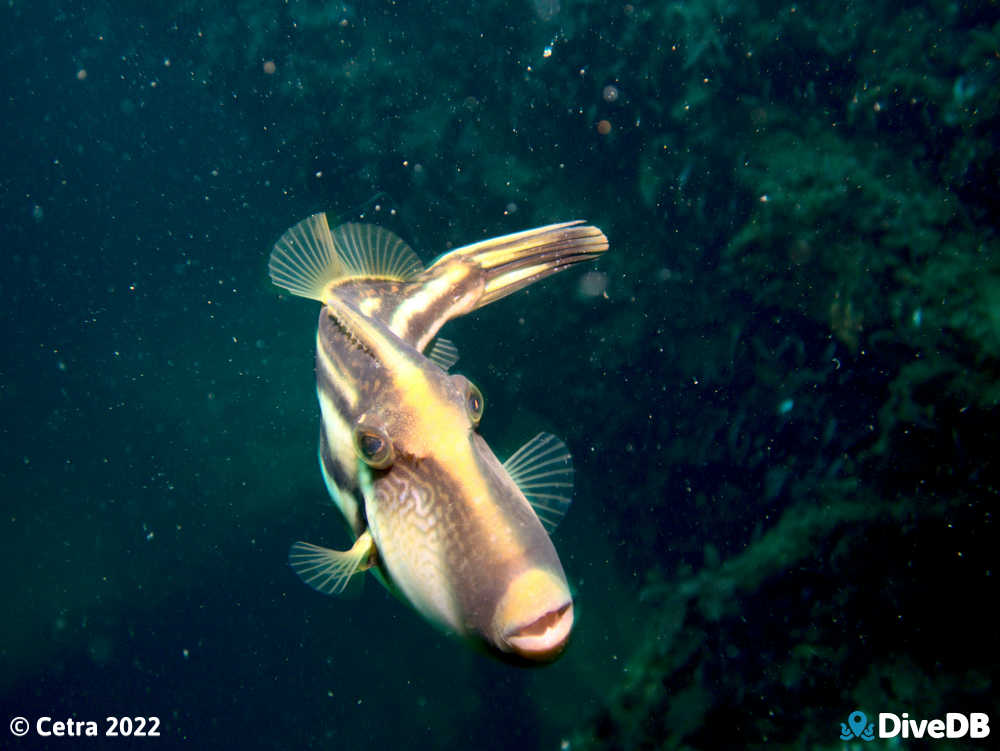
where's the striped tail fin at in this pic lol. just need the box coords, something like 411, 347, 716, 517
424, 221, 608, 310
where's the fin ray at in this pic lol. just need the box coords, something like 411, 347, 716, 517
331, 222, 425, 281
269, 213, 344, 301
426, 337, 460, 371
504, 433, 574, 533
269, 214, 424, 301
288, 531, 376, 595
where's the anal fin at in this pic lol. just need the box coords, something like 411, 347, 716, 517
288, 530, 377, 596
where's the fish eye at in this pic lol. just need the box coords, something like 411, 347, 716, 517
353, 424, 394, 469
467, 383, 484, 426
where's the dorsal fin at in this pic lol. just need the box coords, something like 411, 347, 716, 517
269, 213, 424, 301
426, 338, 460, 371
504, 433, 574, 533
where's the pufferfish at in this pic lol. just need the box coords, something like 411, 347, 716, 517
268, 213, 608, 664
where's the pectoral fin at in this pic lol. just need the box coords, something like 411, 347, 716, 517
504, 433, 574, 533
288, 530, 377, 595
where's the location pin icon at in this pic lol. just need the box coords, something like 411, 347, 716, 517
849, 711, 868, 738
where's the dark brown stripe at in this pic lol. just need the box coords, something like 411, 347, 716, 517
318, 427, 356, 504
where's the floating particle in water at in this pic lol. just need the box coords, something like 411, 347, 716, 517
32, 204, 44, 221
88, 635, 114, 666
532, 0, 560, 21
656, 267, 675, 282
596, 119, 612, 135
578, 270, 608, 298
76, 68, 87, 81
262, 60, 276, 75
504, 202, 518, 215
602, 84, 619, 103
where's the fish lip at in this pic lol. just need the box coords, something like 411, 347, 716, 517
502, 601, 574, 661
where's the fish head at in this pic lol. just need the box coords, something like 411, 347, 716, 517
360, 427, 575, 664
328, 296, 574, 662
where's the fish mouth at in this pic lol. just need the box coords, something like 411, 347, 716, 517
502, 601, 574, 661
493, 567, 575, 662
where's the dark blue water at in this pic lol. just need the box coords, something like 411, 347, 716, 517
3, 1, 997, 749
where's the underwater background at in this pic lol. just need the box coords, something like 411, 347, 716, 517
2, 0, 998, 748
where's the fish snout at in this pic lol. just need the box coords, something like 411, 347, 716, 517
493, 568, 574, 662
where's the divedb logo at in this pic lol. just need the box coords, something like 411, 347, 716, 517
840, 710, 990, 741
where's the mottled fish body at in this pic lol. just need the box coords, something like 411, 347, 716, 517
269, 214, 608, 663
